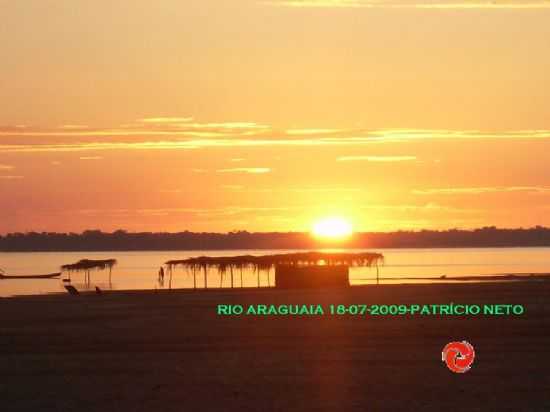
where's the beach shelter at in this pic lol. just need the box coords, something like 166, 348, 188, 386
165, 251, 384, 289
61, 259, 117, 286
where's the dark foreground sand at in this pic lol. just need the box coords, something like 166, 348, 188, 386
1, 282, 549, 412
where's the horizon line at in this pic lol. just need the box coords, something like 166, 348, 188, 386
1, 226, 549, 236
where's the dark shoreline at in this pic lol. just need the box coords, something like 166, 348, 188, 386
2, 245, 550, 253
2, 227, 550, 252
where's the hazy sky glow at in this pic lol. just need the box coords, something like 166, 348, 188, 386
267, 0, 550, 8
1, 0, 549, 233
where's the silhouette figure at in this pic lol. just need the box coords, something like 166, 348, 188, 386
65, 285, 79, 295
158, 266, 165, 287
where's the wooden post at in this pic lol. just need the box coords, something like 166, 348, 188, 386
376, 264, 380, 285
230, 267, 234, 289
193, 267, 196, 290
267, 268, 271, 287
109, 267, 112, 288
204, 266, 208, 289
240, 268, 243, 288
257, 270, 260, 288
169, 267, 173, 290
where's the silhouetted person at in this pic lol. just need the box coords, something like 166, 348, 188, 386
158, 266, 165, 287
65, 285, 79, 295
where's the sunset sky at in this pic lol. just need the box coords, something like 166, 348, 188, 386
1, 0, 550, 233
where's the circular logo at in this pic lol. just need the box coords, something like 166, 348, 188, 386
442, 341, 475, 373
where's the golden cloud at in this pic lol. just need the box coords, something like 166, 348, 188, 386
413, 186, 550, 195
217, 168, 272, 174
1, 126, 550, 154
337, 155, 417, 162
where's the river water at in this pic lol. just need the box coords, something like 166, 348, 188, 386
1, 247, 549, 297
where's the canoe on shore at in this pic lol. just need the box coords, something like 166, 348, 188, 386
0, 272, 61, 280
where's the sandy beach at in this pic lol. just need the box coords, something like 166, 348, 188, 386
1, 282, 549, 411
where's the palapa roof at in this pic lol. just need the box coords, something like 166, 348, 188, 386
165, 251, 383, 274
61, 259, 117, 272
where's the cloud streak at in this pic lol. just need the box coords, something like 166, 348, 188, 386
217, 168, 272, 174
413, 186, 550, 195
1, 125, 550, 153
59, 125, 89, 130
361, 202, 481, 214
0, 119, 271, 139
337, 155, 417, 162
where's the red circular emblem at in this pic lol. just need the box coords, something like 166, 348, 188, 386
442, 341, 475, 373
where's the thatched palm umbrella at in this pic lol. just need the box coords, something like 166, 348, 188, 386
166, 251, 384, 289
164, 263, 201, 291
61, 259, 117, 287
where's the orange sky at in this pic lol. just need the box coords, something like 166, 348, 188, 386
1, 0, 550, 233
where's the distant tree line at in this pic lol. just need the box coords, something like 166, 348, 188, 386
1, 227, 550, 251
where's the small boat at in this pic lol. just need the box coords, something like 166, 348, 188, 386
0, 272, 61, 280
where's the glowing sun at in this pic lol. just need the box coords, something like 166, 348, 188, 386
312, 217, 353, 240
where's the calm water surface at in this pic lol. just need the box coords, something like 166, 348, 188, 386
1, 248, 549, 297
